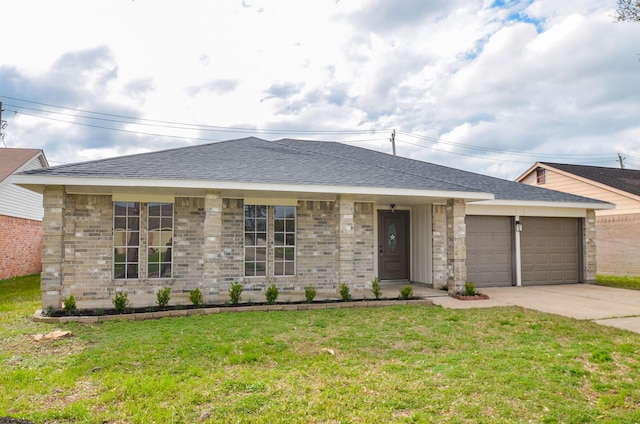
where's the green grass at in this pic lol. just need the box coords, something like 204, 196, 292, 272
2, 276, 640, 423
596, 274, 640, 291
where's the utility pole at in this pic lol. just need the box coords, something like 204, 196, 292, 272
618, 153, 625, 169
390, 129, 396, 156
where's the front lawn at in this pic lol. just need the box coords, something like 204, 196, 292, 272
1, 276, 640, 423
596, 274, 640, 291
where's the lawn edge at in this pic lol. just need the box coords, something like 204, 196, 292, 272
31, 299, 434, 323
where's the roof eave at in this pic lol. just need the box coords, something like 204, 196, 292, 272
10, 175, 495, 201
468, 199, 615, 210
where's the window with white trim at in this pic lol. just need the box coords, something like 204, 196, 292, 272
244, 205, 268, 277
274, 206, 296, 276
114, 202, 140, 279
113, 201, 174, 279
244, 204, 296, 277
147, 203, 173, 278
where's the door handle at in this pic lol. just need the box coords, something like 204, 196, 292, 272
379, 244, 383, 255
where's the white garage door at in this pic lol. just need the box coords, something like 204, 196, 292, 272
520, 217, 580, 285
466, 216, 514, 287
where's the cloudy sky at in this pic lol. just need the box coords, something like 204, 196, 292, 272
1, 0, 639, 179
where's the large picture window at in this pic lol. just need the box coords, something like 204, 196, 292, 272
147, 203, 173, 278
244, 204, 296, 277
114, 202, 140, 279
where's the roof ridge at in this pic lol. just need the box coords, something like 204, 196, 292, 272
273, 138, 488, 193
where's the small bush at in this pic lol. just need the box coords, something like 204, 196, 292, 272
371, 276, 382, 299
399, 285, 413, 300
62, 295, 77, 315
229, 281, 243, 305
339, 283, 351, 301
157, 287, 171, 307
304, 286, 317, 303
189, 288, 203, 306
464, 281, 478, 296
113, 292, 130, 313
265, 283, 279, 304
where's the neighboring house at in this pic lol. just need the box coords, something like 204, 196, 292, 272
0, 148, 48, 279
13, 138, 612, 310
517, 162, 640, 277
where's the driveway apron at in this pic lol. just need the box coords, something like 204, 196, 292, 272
429, 284, 640, 334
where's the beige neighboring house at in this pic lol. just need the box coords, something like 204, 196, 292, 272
0, 148, 49, 279
517, 162, 640, 276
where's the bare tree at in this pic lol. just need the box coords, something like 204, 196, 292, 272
615, 0, 640, 22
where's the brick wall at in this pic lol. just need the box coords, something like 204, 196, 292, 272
0, 215, 42, 279
46, 193, 379, 309
596, 213, 640, 276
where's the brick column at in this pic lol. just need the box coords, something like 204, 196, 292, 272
446, 199, 466, 294
431, 204, 448, 289
583, 209, 597, 283
41, 186, 65, 309
203, 191, 223, 299
337, 195, 355, 286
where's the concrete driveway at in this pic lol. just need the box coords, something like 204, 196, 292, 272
428, 284, 640, 334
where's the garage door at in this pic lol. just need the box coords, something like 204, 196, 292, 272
466, 216, 514, 287
520, 217, 580, 285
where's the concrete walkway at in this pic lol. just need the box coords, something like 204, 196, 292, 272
428, 284, 640, 334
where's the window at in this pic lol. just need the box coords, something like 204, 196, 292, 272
244, 204, 296, 277
113, 201, 174, 279
536, 168, 546, 184
114, 202, 140, 279
147, 203, 173, 278
274, 206, 296, 276
244, 205, 267, 277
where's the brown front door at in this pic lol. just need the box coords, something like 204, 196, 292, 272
378, 210, 409, 280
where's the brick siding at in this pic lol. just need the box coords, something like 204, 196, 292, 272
0, 215, 42, 279
596, 213, 640, 276
43, 192, 378, 309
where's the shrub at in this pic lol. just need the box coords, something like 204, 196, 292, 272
464, 281, 478, 296
229, 281, 243, 305
113, 292, 130, 313
62, 295, 77, 316
399, 285, 413, 300
189, 288, 203, 306
339, 283, 351, 301
304, 286, 317, 303
265, 283, 279, 304
371, 276, 382, 299
156, 287, 171, 307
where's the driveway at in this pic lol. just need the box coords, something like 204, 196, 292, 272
428, 284, 640, 334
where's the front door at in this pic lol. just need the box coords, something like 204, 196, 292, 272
378, 210, 409, 280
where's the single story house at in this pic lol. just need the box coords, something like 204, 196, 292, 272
13, 137, 612, 310
0, 148, 48, 279
517, 162, 640, 276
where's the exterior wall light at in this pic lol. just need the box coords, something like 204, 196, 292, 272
515, 220, 523, 232
389, 204, 396, 213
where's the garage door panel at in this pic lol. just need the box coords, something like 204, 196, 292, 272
521, 217, 580, 285
466, 216, 513, 287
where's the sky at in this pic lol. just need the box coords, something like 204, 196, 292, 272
1, 0, 639, 179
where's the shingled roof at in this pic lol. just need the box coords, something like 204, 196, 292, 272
541, 162, 640, 197
18, 137, 608, 205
